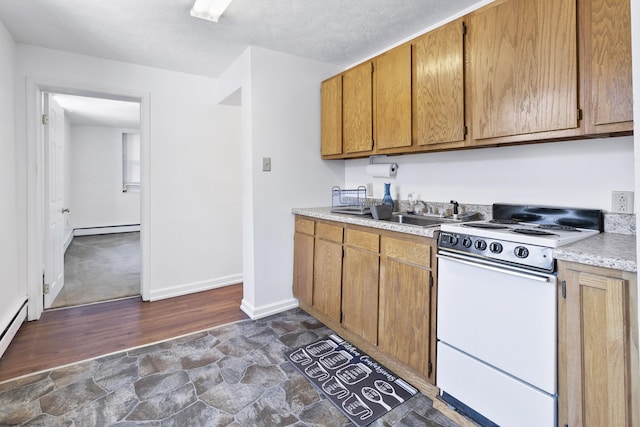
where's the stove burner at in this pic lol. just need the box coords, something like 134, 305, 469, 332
463, 223, 512, 230
489, 219, 520, 225
511, 228, 558, 236
537, 224, 580, 232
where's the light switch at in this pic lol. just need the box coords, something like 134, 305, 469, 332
262, 157, 271, 172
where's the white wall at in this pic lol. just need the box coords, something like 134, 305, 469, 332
0, 20, 25, 344
14, 45, 243, 305
346, 137, 635, 211
68, 125, 140, 229
218, 47, 344, 318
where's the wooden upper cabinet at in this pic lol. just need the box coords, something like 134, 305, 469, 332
468, 0, 579, 143
343, 61, 374, 155
413, 19, 466, 147
582, 0, 633, 133
375, 44, 412, 151
321, 75, 343, 156
318, 0, 632, 159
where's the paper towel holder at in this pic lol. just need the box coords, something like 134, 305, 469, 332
368, 155, 398, 177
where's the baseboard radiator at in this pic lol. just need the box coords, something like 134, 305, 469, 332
73, 224, 141, 236
0, 300, 28, 359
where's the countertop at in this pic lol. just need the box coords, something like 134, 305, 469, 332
553, 233, 637, 273
292, 207, 638, 273
291, 207, 440, 238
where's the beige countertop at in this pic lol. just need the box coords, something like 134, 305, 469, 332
293, 207, 637, 273
553, 232, 637, 273
291, 207, 440, 238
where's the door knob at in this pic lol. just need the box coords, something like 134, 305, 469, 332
62, 208, 70, 213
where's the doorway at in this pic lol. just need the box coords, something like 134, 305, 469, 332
25, 78, 151, 320
43, 92, 142, 309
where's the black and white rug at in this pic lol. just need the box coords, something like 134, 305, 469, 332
286, 334, 418, 427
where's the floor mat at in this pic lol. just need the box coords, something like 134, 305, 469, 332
286, 334, 418, 427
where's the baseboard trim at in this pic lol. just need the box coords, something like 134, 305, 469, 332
148, 274, 243, 301
74, 224, 141, 236
63, 231, 74, 252
0, 300, 28, 359
240, 298, 299, 320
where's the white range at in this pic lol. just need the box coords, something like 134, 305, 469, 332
436, 204, 602, 427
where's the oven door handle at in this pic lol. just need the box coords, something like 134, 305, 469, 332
437, 252, 552, 283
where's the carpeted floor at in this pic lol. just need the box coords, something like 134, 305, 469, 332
51, 232, 141, 309
0, 308, 460, 427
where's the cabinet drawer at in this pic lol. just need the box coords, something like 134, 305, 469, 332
316, 222, 343, 243
345, 229, 379, 252
381, 237, 431, 268
295, 217, 315, 235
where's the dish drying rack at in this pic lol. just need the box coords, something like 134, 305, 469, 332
331, 186, 371, 215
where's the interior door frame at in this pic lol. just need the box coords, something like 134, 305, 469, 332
24, 77, 151, 320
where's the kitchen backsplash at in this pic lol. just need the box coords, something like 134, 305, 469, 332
604, 213, 636, 235
370, 198, 636, 236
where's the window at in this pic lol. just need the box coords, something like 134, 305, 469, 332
122, 133, 140, 192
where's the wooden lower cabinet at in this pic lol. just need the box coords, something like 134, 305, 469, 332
378, 235, 434, 381
292, 215, 438, 388
312, 222, 344, 323
292, 217, 314, 306
341, 229, 380, 345
558, 261, 639, 427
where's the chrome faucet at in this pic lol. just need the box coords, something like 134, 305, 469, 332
414, 200, 426, 214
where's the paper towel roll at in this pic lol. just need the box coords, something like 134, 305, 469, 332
366, 163, 397, 178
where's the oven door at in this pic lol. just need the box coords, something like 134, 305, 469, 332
436, 251, 557, 427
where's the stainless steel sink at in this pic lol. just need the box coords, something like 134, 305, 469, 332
380, 214, 455, 227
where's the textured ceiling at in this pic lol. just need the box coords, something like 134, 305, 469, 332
0, 0, 480, 78
2, 0, 481, 127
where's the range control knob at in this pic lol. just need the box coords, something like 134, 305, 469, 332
442, 234, 458, 246
489, 242, 503, 253
462, 237, 473, 248
474, 240, 487, 251
514, 246, 530, 258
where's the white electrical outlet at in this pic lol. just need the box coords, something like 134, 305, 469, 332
366, 183, 374, 197
612, 191, 634, 213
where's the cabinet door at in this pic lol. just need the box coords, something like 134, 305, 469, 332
341, 229, 380, 345
375, 44, 412, 151
379, 258, 432, 379
413, 19, 466, 147
582, 0, 633, 133
343, 62, 374, 154
560, 268, 631, 427
321, 75, 343, 156
378, 236, 433, 380
293, 218, 315, 306
313, 223, 343, 323
468, 0, 579, 142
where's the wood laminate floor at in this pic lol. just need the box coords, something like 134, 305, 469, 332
0, 284, 247, 383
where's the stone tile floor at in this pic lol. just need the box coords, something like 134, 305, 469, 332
0, 308, 459, 426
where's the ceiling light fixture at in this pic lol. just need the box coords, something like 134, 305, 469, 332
190, 0, 234, 22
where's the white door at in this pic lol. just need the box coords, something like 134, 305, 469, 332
43, 93, 66, 308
